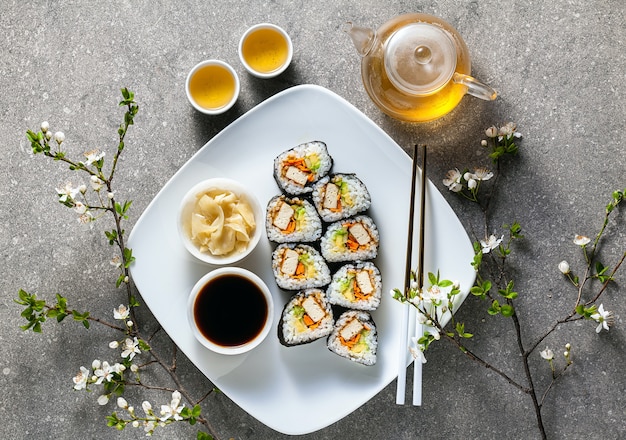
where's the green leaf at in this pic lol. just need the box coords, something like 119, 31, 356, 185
197, 432, 214, 440
488, 300, 501, 315
501, 304, 515, 317
428, 272, 438, 286
129, 295, 140, 308
438, 279, 453, 288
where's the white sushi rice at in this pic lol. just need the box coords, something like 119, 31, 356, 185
280, 289, 334, 345
327, 310, 377, 366
320, 215, 380, 262
273, 141, 333, 195
272, 243, 331, 290
326, 261, 382, 310
265, 195, 322, 243
312, 174, 371, 222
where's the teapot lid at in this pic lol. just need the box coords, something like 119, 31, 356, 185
384, 22, 457, 95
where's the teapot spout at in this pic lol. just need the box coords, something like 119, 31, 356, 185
344, 22, 376, 57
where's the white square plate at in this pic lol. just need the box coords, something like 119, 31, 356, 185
128, 85, 475, 435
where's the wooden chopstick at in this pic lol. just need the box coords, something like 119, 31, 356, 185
396, 144, 420, 405
413, 144, 427, 406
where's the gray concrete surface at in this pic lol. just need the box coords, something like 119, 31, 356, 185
1, 1, 625, 439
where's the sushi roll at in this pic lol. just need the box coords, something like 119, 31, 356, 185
273, 141, 333, 195
278, 289, 334, 346
272, 243, 331, 290
327, 310, 377, 366
265, 195, 322, 243
320, 215, 379, 262
312, 174, 371, 222
326, 262, 382, 311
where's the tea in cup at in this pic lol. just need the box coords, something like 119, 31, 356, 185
185, 60, 240, 114
239, 23, 293, 78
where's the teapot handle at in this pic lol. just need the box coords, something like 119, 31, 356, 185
453, 73, 497, 101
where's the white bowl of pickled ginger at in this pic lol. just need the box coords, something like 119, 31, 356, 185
178, 178, 263, 265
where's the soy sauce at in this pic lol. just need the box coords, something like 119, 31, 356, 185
193, 274, 268, 347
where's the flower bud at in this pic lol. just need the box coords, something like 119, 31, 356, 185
117, 397, 128, 409
41, 121, 49, 133
45, 131, 52, 140
558, 260, 570, 274
485, 126, 498, 138
481, 139, 488, 147
109, 341, 119, 349
54, 131, 65, 144
565, 343, 571, 350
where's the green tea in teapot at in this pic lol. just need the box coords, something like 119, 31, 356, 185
347, 13, 496, 122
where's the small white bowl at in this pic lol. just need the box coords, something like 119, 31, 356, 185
187, 267, 274, 355
238, 23, 293, 78
185, 60, 240, 114
178, 178, 263, 265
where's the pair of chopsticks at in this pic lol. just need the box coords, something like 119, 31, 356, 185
396, 144, 427, 406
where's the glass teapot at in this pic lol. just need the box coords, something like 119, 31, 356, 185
346, 13, 497, 123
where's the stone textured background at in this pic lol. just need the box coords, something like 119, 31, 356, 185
1, 1, 624, 439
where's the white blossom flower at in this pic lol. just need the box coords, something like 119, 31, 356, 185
97, 394, 110, 405
77, 211, 94, 225
112, 363, 126, 373
558, 261, 570, 274
144, 420, 157, 434
573, 235, 591, 246
56, 182, 80, 203
472, 167, 494, 181
94, 361, 115, 384
160, 390, 185, 421
73, 201, 87, 215
443, 168, 463, 192
499, 123, 514, 138
41, 121, 49, 133
480, 234, 504, 254
72, 366, 90, 390
92, 359, 101, 370
113, 304, 129, 320
54, 131, 65, 144
117, 397, 128, 409
90, 175, 104, 191
590, 303, 613, 333
83, 149, 105, 166
121, 337, 141, 360
110, 256, 122, 269
540, 347, 554, 360
422, 285, 447, 305
409, 337, 427, 364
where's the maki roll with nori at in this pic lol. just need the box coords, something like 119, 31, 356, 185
312, 173, 371, 222
320, 215, 379, 262
265, 195, 322, 243
273, 141, 333, 195
326, 261, 382, 311
279, 289, 334, 346
272, 243, 331, 290
327, 310, 377, 365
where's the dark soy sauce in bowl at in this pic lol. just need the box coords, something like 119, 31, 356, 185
193, 273, 268, 347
